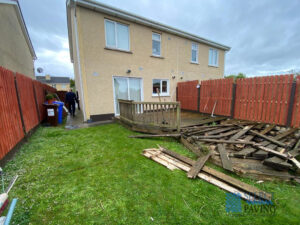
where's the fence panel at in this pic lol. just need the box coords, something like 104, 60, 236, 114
234, 75, 293, 125
0, 67, 24, 159
177, 80, 199, 111
33, 80, 46, 121
199, 78, 234, 116
43, 84, 56, 94
291, 76, 300, 127
16, 73, 39, 133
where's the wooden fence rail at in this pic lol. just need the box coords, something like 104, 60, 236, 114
119, 99, 181, 132
177, 74, 300, 127
0, 66, 57, 161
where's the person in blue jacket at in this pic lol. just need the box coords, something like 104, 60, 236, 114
65, 89, 76, 117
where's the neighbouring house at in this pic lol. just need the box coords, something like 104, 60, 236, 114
36, 75, 70, 91
0, 0, 36, 79
66, 0, 230, 122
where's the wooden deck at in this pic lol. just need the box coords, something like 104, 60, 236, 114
180, 111, 223, 127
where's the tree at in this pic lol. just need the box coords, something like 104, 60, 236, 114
225, 73, 246, 80
70, 79, 75, 89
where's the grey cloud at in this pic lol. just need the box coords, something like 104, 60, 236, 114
19, 0, 300, 78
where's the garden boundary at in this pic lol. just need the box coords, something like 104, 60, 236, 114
177, 74, 300, 127
0, 66, 57, 161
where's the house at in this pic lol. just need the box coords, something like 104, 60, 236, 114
66, 0, 230, 122
36, 75, 71, 91
0, 0, 36, 79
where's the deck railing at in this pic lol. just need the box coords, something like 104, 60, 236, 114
119, 99, 181, 132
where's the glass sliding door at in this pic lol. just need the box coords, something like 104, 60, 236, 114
113, 77, 129, 115
113, 77, 142, 115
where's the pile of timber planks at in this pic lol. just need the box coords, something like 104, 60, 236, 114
143, 146, 272, 201
181, 119, 300, 181
132, 117, 300, 182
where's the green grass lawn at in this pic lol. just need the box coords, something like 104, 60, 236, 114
4, 123, 300, 224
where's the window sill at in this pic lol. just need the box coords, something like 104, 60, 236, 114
104, 47, 132, 54
151, 55, 164, 59
208, 64, 219, 68
152, 94, 170, 97
190, 61, 199, 65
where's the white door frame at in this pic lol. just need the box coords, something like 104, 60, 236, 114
112, 76, 144, 116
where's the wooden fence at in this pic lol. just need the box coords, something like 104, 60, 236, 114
234, 75, 293, 125
177, 74, 300, 127
119, 99, 181, 132
0, 68, 24, 160
0, 66, 57, 160
199, 78, 233, 116
177, 80, 198, 111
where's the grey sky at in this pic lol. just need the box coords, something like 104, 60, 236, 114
19, 0, 300, 78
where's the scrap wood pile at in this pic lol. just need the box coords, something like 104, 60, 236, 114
132, 117, 300, 182
181, 118, 300, 181
143, 146, 272, 201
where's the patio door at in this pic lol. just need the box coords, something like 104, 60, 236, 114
113, 77, 142, 115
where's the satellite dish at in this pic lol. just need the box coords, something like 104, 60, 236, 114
37, 67, 43, 73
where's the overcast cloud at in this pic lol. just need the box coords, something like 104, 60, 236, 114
19, 0, 300, 78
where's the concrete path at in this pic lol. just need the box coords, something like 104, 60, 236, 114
65, 110, 113, 130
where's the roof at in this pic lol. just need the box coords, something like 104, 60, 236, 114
36, 76, 70, 84
0, 0, 36, 59
66, 0, 231, 62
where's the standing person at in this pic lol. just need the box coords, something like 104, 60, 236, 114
65, 89, 76, 117
76, 91, 80, 110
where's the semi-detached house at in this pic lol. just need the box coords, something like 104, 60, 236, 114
66, 0, 230, 122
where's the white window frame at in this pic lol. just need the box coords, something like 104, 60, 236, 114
104, 19, 130, 51
152, 79, 169, 97
152, 32, 161, 56
191, 43, 199, 63
209, 48, 219, 67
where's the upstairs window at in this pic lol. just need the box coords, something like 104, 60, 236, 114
191, 43, 198, 63
209, 48, 219, 66
105, 19, 129, 51
152, 79, 169, 96
152, 33, 161, 56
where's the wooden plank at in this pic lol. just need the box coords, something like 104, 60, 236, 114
182, 117, 226, 127
129, 134, 181, 138
198, 139, 254, 145
205, 127, 234, 135
145, 149, 256, 201
259, 124, 276, 135
218, 144, 233, 171
159, 147, 272, 201
187, 153, 212, 178
143, 149, 179, 171
253, 128, 298, 158
229, 125, 254, 141
180, 137, 202, 156
192, 129, 239, 139
247, 129, 287, 147
274, 128, 297, 140
263, 157, 293, 170
233, 148, 257, 158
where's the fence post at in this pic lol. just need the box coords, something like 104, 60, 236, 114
177, 102, 181, 132
14, 74, 26, 135
230, 83, 237, 118
176, 86, 178, 102
32, 82, 41, 122
286, 81, 296, 127
197, 84, 201, 112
